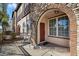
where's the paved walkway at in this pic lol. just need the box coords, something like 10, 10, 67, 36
0, 39, 70, 56
0, 39, 26, 56
22, 43, 70, 56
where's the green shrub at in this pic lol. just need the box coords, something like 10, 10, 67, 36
4, 31, 12, 35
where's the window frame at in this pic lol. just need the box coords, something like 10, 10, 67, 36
48, 15, 69, 38
49, 18, 56, 36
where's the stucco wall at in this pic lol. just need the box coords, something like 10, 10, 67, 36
17, 4, 24, 17
17, 14, 30, 34
17, 16, 27, 33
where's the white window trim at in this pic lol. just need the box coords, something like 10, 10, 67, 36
48, 15, 69, 38
56, 17, 58, 36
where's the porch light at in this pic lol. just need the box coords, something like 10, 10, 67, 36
54, 10, 59, 14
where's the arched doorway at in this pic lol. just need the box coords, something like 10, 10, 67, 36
37, 4, 77, 56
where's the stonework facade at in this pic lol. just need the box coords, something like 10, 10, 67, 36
12, 3, 79, 56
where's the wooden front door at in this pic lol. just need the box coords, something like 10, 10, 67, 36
40, 23, 45, 42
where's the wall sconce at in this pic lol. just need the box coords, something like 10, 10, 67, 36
54, 10, 59, 14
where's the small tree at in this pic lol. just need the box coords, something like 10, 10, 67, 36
0, 11, 9, 53
0, 11, 9, 32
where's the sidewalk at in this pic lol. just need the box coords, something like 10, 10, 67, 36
22, 44, 70, 56
0, 39, 24, 56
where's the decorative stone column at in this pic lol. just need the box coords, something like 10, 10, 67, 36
70, 19, 77, 56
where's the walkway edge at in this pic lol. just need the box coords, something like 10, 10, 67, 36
19, 46, 31, 56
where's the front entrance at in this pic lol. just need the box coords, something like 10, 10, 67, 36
37, 4, 77, 55
40, 23, 45, 42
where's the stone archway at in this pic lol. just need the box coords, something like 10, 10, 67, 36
37, 4, 77, 56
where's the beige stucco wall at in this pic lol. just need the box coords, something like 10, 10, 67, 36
17, 16, 26, 33
13, 12, 15, 31
17, 4, 24, 17
17, 14, 29, 33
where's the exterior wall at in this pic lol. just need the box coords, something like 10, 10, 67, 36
12, 14, 15, 32
14, 3, 78, 56
74, 10, 79, 45
12, 11, 17, 32
36, 4, 77, 55
17, 4, 24, 17
17, 16, 27, 33
16, 3, 30, 30
73, 7, 79, 55
17, 14, 30, 34
14, 12, 17, 32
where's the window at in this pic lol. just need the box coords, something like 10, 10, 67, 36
58, 16, 69, 37
49, 16, 69, 37
23, 22, 26, 33
23, 22, 26, 27
49, 19, 56, 36
26, 20, 32, 34
26, 24, 29, 34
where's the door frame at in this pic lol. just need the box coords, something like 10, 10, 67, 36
40, 23, 45, 43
